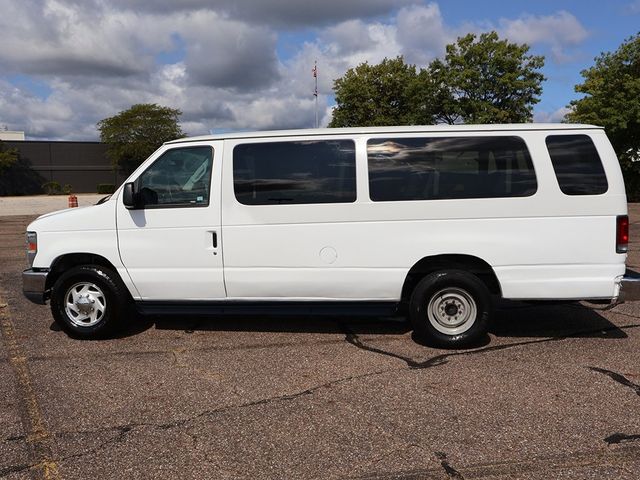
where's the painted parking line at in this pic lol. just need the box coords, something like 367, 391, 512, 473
0, 294, 61, 480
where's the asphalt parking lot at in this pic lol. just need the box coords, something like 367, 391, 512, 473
1, 205, 640, 479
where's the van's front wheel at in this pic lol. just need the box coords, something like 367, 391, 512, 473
409, 270, 491, 348
50, 265, 127, 339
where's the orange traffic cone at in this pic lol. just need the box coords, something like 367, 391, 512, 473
68, 194, 78, 208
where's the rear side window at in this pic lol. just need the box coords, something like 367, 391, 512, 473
233, 140, 356, 205
368, 136, 537, 201
546, 135, 608, 195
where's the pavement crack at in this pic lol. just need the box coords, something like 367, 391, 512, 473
340, 321, 558, 370
588, 367, 640, 396
609, 310, 640, 320
434, 451, 465, 479
353, 442, 640, 479
151, 367, 398, 432
146, 373, 375, 434
59, 424, 134, 462
605, 432, 640, 445
0, 464, 33, 477
340, 322, 640, 371
341, 322, 428, 368
49, 367, 400, 460
156, 390, 315, 431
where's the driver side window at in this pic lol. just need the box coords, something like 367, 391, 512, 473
138, 146, 213, 207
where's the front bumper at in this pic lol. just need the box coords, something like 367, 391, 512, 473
22, 268, 49, 305
618, 269, 640, 303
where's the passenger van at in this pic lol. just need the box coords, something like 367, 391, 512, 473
22, 124, 640, 346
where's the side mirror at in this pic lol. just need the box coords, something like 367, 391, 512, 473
122, 182, 137, 209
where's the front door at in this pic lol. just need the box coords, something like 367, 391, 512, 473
116, 142, 225, 300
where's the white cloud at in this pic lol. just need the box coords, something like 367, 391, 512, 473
322, 20, 377, 55
0, 0, 167, 77
230, 95, 320, 130
396, 3, 454, 66
498, 11, 588, 63
314, 20, 400, 85
0, 1, 592, 140
533, 106, 571, 123
176, 11, 280, 89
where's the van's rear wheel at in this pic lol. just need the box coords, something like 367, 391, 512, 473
51, 265, 127, 339
409, 270, 491, 347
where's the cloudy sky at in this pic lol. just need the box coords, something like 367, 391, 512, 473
0, 0, 638, 140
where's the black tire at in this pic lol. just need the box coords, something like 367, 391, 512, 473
409, 269, 491, 348
50, 265, 129, 339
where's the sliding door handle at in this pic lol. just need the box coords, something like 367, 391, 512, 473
212, 231, 218, 248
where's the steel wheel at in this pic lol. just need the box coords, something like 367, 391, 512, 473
409, 269, 492, 348
64, 282, 107, 327
426, 287, 477, 335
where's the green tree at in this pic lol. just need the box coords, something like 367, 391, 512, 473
329, 57, 417, 127
0, 141, 45, 195
406, 60, 458, 125
329, 31, 545, 127
0, 140, 18, 173
97, 103, 184, 174
428, 31, 545, 124
565, 33, 640, 199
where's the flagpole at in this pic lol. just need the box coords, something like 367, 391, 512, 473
313, 60, 318, 128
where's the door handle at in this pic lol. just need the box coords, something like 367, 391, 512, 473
212, 231, 218, 248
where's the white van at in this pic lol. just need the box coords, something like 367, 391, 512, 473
22, 124, 640, 346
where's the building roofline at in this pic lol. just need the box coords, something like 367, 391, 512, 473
2, 140, 105, 145
165, 123, 603, 144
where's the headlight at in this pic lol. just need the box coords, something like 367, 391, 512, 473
26, 231, 37, 267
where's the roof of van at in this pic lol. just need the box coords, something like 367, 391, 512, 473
165, 123, 602, 144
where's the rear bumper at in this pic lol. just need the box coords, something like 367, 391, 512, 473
618, 269, 640, 303
22, 269, 49, 305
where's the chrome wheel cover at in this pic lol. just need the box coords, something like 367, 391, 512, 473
64, 282, 107, 327
427, 287, 477, 335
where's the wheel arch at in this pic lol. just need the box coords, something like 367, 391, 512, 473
400, 254, 502, 306
46, 253, 129, 298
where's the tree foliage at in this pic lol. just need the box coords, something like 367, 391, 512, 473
0, 142, 44, 196
434, 32, 545, 124
0, 140, 18, 173
97, 103, 184, 174
565, 33, 640, 198
329, 57, 417, 127
329, 31, 545, 127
